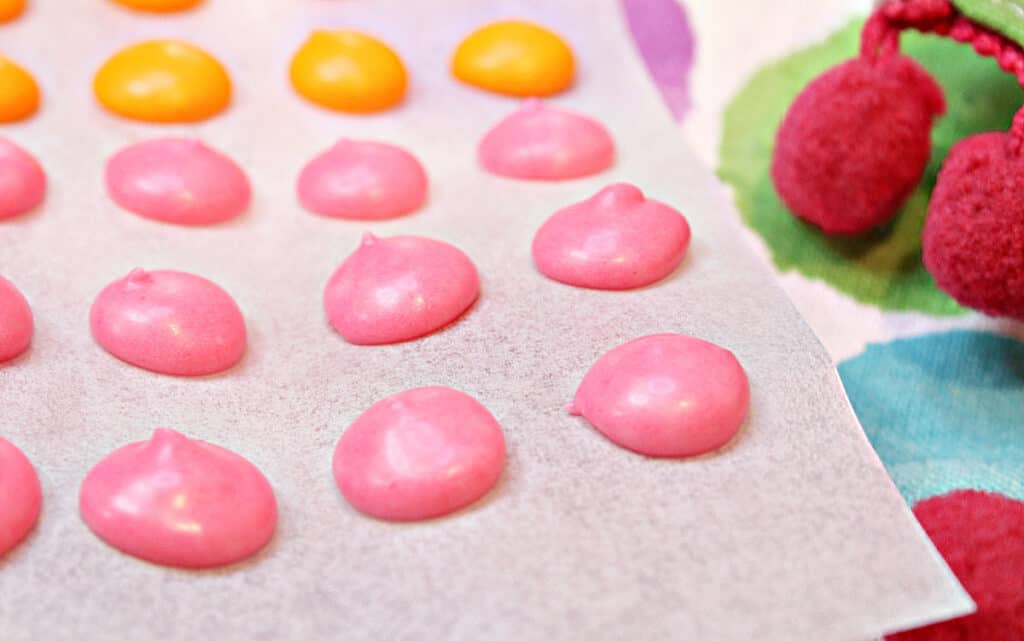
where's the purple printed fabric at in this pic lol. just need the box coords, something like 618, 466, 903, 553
621, 0, 696, 121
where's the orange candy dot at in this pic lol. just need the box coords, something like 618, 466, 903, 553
0, 54, 40, 122
452, 20, 575, 97
290, 30, 407, 114
94, 40, 231, 123
111, 0, 202, 11
0, 0, 26, 22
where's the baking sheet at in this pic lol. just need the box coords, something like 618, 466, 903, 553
0, 1, 972, 639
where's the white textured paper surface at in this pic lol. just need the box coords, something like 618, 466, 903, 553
0, 1, 972, 639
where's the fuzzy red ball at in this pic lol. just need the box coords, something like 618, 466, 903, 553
771, 54, 945, 234
886, 490, 1024, 641
923, 132, 1024, 319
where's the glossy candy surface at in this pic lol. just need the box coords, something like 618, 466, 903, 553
570, 334, 749, 457
532, 183, 690, 290
333, 386, 506, 521
0, 274, 33, 363
290, 30, 407, 113
0, 54, 40, 122
453, 20, 574, 97
80, 428, 277, 568
106, 138, 250, 225
298, 139, 426, 220
90, 269, 246, 376
0, 138, 45, 220
323, 233, 479, 345
478, 99, 614, 180
0, 437, 41, 558
94, 40, 231, 123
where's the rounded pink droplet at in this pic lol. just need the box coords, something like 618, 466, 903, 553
0, 138, 46, 220
80, 428, 277, 568
0, 275, 33, 363
323, 233, 479, 345
333, 386, 506, 521
105, 137, 250, 226
90, 268, 247, 376
532, 182, 690, 290
570, 333, 749, 458
298, 139, 427, 220
0, 437, 42, 557
478, 98, 615, 180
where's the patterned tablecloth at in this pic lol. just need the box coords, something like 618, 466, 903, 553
626, 0, 1024, 508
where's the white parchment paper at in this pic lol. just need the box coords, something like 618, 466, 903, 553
0, 1, 972, 639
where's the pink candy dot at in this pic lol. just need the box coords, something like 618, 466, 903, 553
105, 137, 251, 226
570, 333, 749, 458
0, 274, 33, 363
0, 138, 46, 220
323, 233, 479, 345
298, 139, 427, 220
533, 183, 690, 290
333, 386, 506, 521
90, 268, 247, 376
0, 437, 42, 558
478, 99, 614, 180
79, 428, 277, 568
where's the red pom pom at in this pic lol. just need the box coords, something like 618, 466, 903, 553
923, 132, 1024, 319
886, 490, 1024, 641
771, 54, 945, 234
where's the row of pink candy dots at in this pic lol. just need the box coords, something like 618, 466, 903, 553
1, 1, 751, 573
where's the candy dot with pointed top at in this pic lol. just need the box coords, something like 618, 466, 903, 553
290, 30, 407, 113
0, 275, 33, 363
297, 139, 426, 220
334, 387, 506, 521
106, 138, 250, 226
533, 183, 690, 290
479, 99, 614, 180
94, 40, 231, 123
80, 428, 276, 568
0, 437, 41, 558
0, 54, 40, 122
0, 138, 45, 220
453, 19, 574, 97
323, 234, 479, 345
90, 269, 246, 376
571, 333, 749, 458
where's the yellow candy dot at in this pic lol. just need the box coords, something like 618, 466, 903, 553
452, 20, 575, 97
0, 54, 40, 122
94, 40, 231, 123
0, 0, 26, 22
289, 30, 407, 114
111, 0, 202, 11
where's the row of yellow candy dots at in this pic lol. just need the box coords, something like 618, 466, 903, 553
0, 0, 577, 124
0, 0, 217, 123
0, 0, 35, 123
